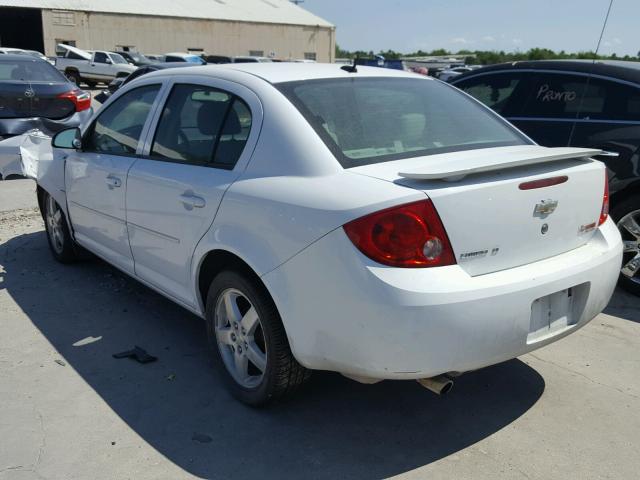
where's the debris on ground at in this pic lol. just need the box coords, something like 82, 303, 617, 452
54, 359, 66, 366
192, 433, 213, 444
112, 346, 158, 364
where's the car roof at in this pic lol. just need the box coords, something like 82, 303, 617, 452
0, 54, 47, 62
149, 62, 429, 84
452, 59, 640, 85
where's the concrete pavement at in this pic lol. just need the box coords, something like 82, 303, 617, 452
0, 179, 639, 479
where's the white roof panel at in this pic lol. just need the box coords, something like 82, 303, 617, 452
0, 0, 333, 27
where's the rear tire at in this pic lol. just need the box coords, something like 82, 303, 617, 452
205, 270, 310, 406
43, 192, 78, 264
611, 193, 640, 295
65, 70, 80, 86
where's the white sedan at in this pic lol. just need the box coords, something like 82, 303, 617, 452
38, 63, 622, 405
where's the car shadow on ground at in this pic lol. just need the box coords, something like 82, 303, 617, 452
604, 288, 640, 324
1, 230, 546, 480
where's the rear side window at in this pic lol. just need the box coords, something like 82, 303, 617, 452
84, 84, 160, 155
150, 84, 252, 168
278, 77, 528, 168
454, 73, 528, 114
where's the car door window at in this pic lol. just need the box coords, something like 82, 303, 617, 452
455, 73, 528, 115
150, 84, 252, 169
523, 74, 590, 118
84, 84, 160, 155
574, 77, 640, 121
94, 52, 108, 64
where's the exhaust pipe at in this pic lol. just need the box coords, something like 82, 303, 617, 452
417, 375, 454, 395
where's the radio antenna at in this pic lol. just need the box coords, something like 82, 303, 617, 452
567, 0, 614, 146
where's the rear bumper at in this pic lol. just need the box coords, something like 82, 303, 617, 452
263, 218, 622, 380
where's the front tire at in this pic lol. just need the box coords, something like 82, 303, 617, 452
611, 193, 640, 295
43, 193, 77, 264
206, 270, 310, 406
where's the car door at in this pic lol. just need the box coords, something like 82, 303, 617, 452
126, 78, 261, 307
65, 83, 162, 274
90, 52, 111, 81
567, 75, 640, 195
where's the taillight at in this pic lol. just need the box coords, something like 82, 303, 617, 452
343, 199, 456, 268
57, 89, 91, 112
599, 170, 609, 226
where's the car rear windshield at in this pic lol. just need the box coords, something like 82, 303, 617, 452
277, 77, 531, 168
0, 58, 66, 82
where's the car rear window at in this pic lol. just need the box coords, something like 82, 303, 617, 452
277, 77, 530, 168
0, 58, 66, 82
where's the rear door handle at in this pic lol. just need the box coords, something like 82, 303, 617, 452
180, 193, 206, 209
105, 175, 122, 188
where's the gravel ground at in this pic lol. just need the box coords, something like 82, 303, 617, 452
0, 179, 639, 480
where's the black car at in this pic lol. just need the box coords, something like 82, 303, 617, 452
115, 51, 154, 67
0, 55, 92, 176
94, 62, 196, 104
452, 60, 640, 293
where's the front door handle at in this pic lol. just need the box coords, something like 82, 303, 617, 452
105, 175, 122, 188
180, 193, 206, 209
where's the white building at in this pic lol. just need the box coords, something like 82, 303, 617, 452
0, 0, 335, 61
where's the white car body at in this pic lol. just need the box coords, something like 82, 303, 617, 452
40, 64, 621, 384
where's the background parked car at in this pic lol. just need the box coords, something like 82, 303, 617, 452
0, 55, 91, 178
94, 62, 197, 104
0, 47, 49, 63
163, 53, 207, 64
438, 66, 475, 82
54, 44, 136, 87
145, 54, 166, 62
115, 51, 155, 67
452, 60, 640, 293
232, 56, 273, 63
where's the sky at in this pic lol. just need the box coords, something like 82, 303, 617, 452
302, 0, 639, 56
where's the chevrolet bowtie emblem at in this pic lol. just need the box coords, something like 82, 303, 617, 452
534, 199, 558, 216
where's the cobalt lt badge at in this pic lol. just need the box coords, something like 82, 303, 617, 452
24, 88, 36, 98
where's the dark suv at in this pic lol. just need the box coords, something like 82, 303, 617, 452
452, 60, 640, 294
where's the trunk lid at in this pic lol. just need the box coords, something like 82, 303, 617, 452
350, 146, 606, 276
0, 82, 76, 120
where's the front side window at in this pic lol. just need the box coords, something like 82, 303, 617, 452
109, 53, 129, 65
84, 84, 160, 155
278, 77, 529, 168
150, 84, 252, 168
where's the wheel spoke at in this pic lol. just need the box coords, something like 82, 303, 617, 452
623, 240, 639, 254
217, 327, 234, 345
619, 215, 640, 239
223, 292, 242, 324
621, 253, 640, 278
52, 210, 62, 225
233, 352, 249, 380
240, 307, 259, 335
246, 343, 267, 372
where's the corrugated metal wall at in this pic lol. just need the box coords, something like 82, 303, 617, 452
41, 10, 335, 62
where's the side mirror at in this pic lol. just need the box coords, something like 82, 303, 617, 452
106, 58, 113, 64
52, 127, 82, 150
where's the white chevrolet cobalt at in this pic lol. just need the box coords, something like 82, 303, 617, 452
38, 63, 622, 405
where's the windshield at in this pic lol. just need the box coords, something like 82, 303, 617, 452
277, 77, 530, 168
0, 58, 66, 82
110, 53, 129, 65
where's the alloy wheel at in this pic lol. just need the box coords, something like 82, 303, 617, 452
618, 210, 640, 284
214, 288, 267, 388
46, 196, 65, 255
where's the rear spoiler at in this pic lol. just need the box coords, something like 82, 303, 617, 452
398, 147, 602, 181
